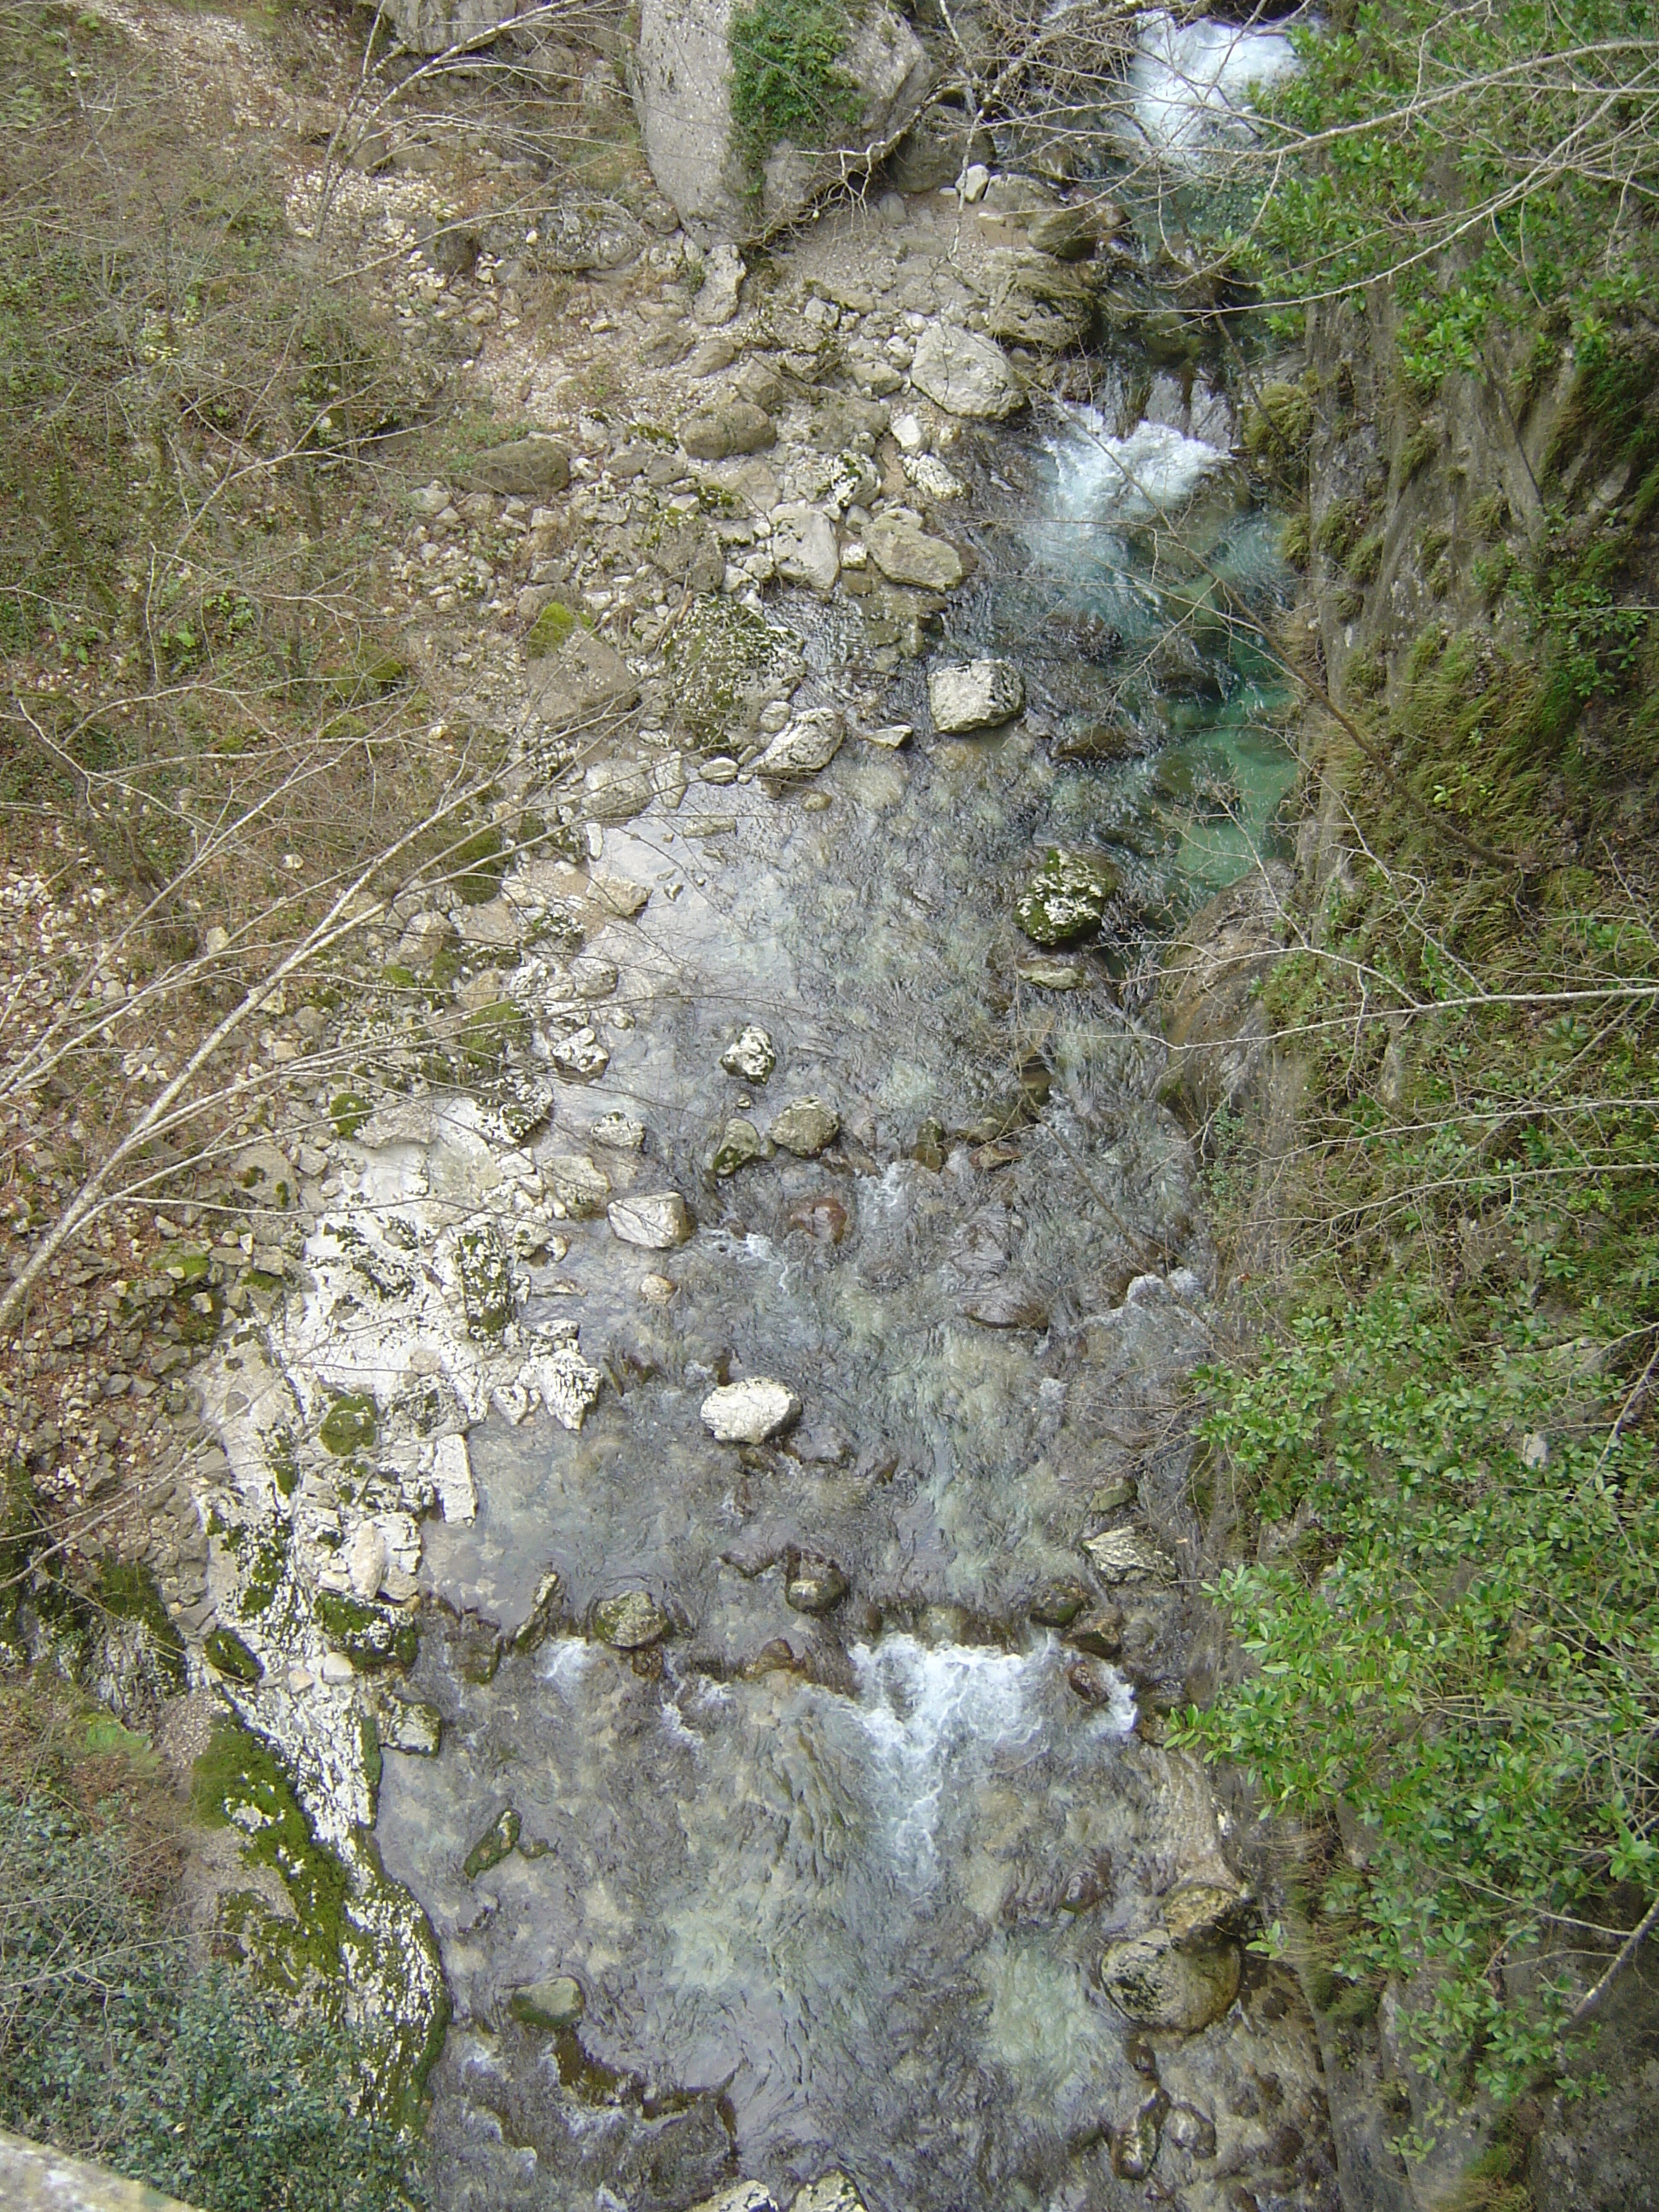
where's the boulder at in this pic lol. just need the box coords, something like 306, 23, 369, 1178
381, 0, 518, 54
680, 399, 777, 462
1159, 864, 1291, 1124
527, 624, 641, 730
1082, 1525, 1175, 1582
1016, 847, 1118, 946
1026, 206, 1102, 260
866, 516, 963, 591
756, 708, 845, 778
928, 658, 1025, 732
769, 1097, 840, 1155
530, 195, 644, 274
910, 322, 1025, 419
508, 1975, 585, 2031
592, 1590, 669, 1649
463, 435, 570, 496
721, 1023, 777, 1081
588, 1109, 644, 1150
770, 505, 841, 593
636, 0, 933, 237
1100, 1929, 1242, 2034
701, 1377, 801, 1442
608, 1192, 695, 1249
984, 250, 1099, 352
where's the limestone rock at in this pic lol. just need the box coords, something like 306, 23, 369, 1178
528, 624, 641, 729
582, 754, 685, 824
1016, 957, 1088, 990
637, 0, 931, 237
701, 1377, 802, 1443
463, 435, 570, 497
688, 2188, 777, 2212
792, 2176, 864, 2212
693, 240, 746, 327
785, 1552, 848, 1614
588, 1109, 645, 1150
431, 1432, 476, 1523
1016, 847, 1118, 946
508, 1974, 585, 2030
984, 249, 1099, 351
681, 399, 777, 463
866, 516, 963, 591
1101, 1928, 1242, 2033
531, 196, 644, 275
721, 1024, 777, 1081
1027, 206, 1101, 259
346, 1521, 388, 1601
382, 0, 518, 55
1084, 1525, 1176, 1582
910, 322, 1025, 419
381, 1697, 443, 1756
713, 1117, 765, 1176
1158, 864, 1291, 1126
544, 1153, 611, 1219
770, 504, 841, 593
608, 1191, 694, 1249
928, 658, 1025, 732
592, 1589, 668, 1648
770, 1097, 839, 1155
757, 708, 845, 778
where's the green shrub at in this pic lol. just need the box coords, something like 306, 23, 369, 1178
728, 0, 862, 181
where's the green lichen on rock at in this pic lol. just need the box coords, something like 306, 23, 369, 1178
1016, 847, 1118, 946
237, 1526, 290, 1618
97, 1561, 187, 1691
314, 1591, 417, 1672
661, 595, 799, 748
452, 1221, 515, 1338
463, 1805, 521, 1879
525, 598, 579, 655
195, 1716, 351, 1985
459, 998, 527, 1068
205, 1624, 264, 1682
318, 1393, 377, 1455
450, 825, 507, 905
329, 1091, 371, 1138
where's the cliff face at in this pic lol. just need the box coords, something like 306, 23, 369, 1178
1277, 289, 1659, 2212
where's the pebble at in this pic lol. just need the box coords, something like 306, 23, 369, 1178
701, 1377, 801, 1443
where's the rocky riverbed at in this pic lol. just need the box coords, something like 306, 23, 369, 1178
85, 13, 1338, 2207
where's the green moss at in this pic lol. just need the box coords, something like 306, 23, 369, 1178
1280, 509, 1311, 568
237, 1528, 289, 1618
329, 1091, 371, 1138
524, 598, 578, 656
662, 594, 797, 748
1016, 847, 1118, 946
1314, 498, 1365, 564
314, 1591, 416, 1672
1346, 528, 1384, 585
98, 1562, 186, 1691
318, 1393, 376, 1456
451, 825, 506, 905
458, 998, 527, 1068
194, 1715, 351, 1988
204, 1625, 264, 1682
463, 1805, 521, 1879
451, 1222, 514, 1338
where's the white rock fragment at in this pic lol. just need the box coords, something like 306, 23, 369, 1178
909, 320, 1025, 419
721, 1025, 777, 1081
532, 1344, 605, 1431
1083, 1526, 1176, 1582
928, 658, 1026, 731
701, 1377, 802, 1443
756, 707, 845, 778
608, 1191, 695, 1249
346, 1521, 388, 1602
431, 1432, 477, 1523
769, 504, 841, 593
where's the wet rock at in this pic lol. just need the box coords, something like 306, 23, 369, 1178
701, 1377, 801, 1443
463, 435, 570, 497
1016, 847, 1118, 945
785, 1193, 847, 1243
680, 399, 777, 463
510, 1569, 566, 1653
1101, 1928, 1242, 2033
1164, 2101, 1218, 2158
380, 1696, 443, 1756
784, 1551, 849, 1614
1066, 1605, 1126, 1658
1111, 2089, 1170, 2180
463, 1806, 521, 1879
639, 1272, 678, 1302
1016, 957, 1088, 990
757, 708, 845, 778
550, 1025, 609, 1080
592, 1589, 669, 1649
770, 505, 841, 593
528, 623, 641, 729
985, 249, 1098, 351
544, 1153, 611, 1219
962, 1280, 1050, 1329
701, 754, 741, 784
769, 1096, 840, 1155
713, 1118, 765, 1177
1159, 864, 1291, 1125
721, 1024, 777, 1081
792, 2174, 865, 2212
688, 2187, 777, 2212
1083, 1525, 1175, 1582
866, 515, 963, 591
909, 321, 1025, 419
608, 1192, 694, 1249
1163, 1878, 1248, 1945
581, 1109, 642, 1153
1029, 1580, 1091, 1628
582, 754, 686, 824
928, 658, 1025, 732
508, 1974, 585, 2030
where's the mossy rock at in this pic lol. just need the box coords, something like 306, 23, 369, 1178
319, 1393, 377, 1455
1016, 847, 1118, 946
204, 1623, 264, 1681
508, 1974, 585, 2030
525, 599, 579, 656
193, 1714, 352, 1987
452, 1222, 515, 1338
451, 826, 508, 905
463, 1806, 521, 1879
314, 1590, 417, 1671
459, 999, 527, 1068
661, 595, 800, 748
99, 1560, 187, 1690
329, 1091, 371, 1138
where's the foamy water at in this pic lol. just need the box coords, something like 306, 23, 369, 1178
1126, 9, 1301, 160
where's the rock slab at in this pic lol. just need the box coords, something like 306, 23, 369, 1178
909, 322, 1025, 419
928, 659, 1025, 732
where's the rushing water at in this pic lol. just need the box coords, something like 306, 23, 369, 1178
372, 26, 1321, 2209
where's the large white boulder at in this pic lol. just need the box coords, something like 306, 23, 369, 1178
636, 0, 931, 236
909, 322, 1026, 419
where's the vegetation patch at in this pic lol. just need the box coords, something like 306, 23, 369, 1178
728, 0, 862, 183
